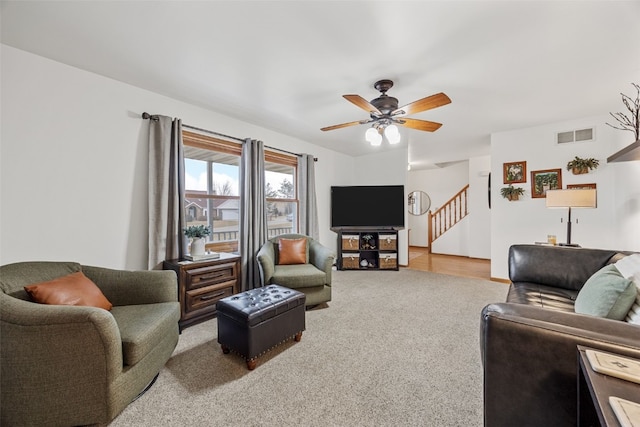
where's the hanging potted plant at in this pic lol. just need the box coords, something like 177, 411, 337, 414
184, 225, 211, 256
566, 156, 599, 175
500, 184, 525, 201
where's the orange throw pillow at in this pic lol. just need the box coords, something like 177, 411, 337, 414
24, 271, 113, 311
278, 237, 307, 265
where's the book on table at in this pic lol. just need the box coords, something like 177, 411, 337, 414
184, 252, 220, 262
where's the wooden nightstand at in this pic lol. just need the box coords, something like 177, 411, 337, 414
164, 253, 241, 332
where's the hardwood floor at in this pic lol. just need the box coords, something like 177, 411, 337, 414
406, 246, 492, 281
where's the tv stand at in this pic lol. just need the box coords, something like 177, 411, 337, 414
335, 228, 399, 271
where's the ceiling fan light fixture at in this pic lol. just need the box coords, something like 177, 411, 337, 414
385, 124, 401, 144
365, 127, 382, 146
321, 79, 450, 147
387, 133, 401, 145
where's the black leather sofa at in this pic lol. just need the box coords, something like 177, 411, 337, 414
481, 244, 640, 427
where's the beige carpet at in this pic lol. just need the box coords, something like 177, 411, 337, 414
110, 269, 508, 427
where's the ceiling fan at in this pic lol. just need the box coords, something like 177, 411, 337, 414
321, 79, 451, 145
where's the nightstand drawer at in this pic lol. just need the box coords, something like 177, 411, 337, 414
186, 262, 237, 290
163, 254, 241, 331
185, 282, 235, 315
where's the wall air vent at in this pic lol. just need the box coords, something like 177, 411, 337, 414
575, 128, 593, 141
557, 131, 575, 144
556, 127, 595, 144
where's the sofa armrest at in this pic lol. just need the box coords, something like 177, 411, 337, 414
82, 266, 178, 306
1, 294, 123, 420
309, 240, 336, 285
481, 302, 640, 427
256, 242, 276, 285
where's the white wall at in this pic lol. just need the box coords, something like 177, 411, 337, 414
0, 45, 354, 269
490, 116, 640, 280
351, 148, 409, 265
468, 155, 491, 259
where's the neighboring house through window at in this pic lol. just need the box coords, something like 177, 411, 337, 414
183, 130, 298, 254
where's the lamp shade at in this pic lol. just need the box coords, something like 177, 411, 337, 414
546, 189, 597, 208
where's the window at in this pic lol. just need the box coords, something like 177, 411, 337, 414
265, 151, 298, 238
182, 131, 298, 253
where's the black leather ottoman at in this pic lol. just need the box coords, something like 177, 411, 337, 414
216, 284, 306, 370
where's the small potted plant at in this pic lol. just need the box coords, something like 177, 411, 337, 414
500, 184, 525, 201
566, 156, 599, 175
184, 225, 211, 255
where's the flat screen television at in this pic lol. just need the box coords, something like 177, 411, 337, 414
331, 185, 405, 229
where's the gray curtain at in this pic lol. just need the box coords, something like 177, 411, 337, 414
298, 154, 319, 239
148, 116, 185, 270
239, 138, 267, 290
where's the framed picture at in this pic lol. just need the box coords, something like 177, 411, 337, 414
503, 161, 527, 184
531, 168, 562, 198
567, 183, 596, 190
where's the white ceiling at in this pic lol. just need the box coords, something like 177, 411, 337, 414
2, 1, 639, 170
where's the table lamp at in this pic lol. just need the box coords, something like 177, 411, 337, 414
546, 189, 597, 247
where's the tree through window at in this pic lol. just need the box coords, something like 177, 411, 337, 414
182, 131, 298, 253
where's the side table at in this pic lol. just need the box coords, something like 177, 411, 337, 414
577, 345, 640, 426
164, 253, 241, 331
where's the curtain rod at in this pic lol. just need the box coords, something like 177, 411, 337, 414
142, 112, 317, 161
142, 112, 244, 143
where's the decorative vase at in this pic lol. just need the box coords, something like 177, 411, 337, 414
190, 237, 206, 256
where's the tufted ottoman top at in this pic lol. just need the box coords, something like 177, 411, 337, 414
216, 284, 305, 327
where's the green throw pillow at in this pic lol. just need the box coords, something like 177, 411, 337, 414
575, 264, 636, 320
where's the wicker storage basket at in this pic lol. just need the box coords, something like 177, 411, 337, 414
378, 234, 397, 251
341, 235, 360, 250
341, 253, 360, 269
379, 253, 398, 270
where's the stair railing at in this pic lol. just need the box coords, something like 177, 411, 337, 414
427, 184, 469, 253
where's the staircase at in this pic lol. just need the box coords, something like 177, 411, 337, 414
427, 185, 469, 253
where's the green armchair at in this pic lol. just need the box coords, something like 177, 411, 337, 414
0, 261, 180, 426
257, 234, 336, 307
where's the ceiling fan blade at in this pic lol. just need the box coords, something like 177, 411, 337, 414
343, 94, 382, 115
393, 92, 451, 116
320, 120, 365, 132
397, 118, 443, 132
